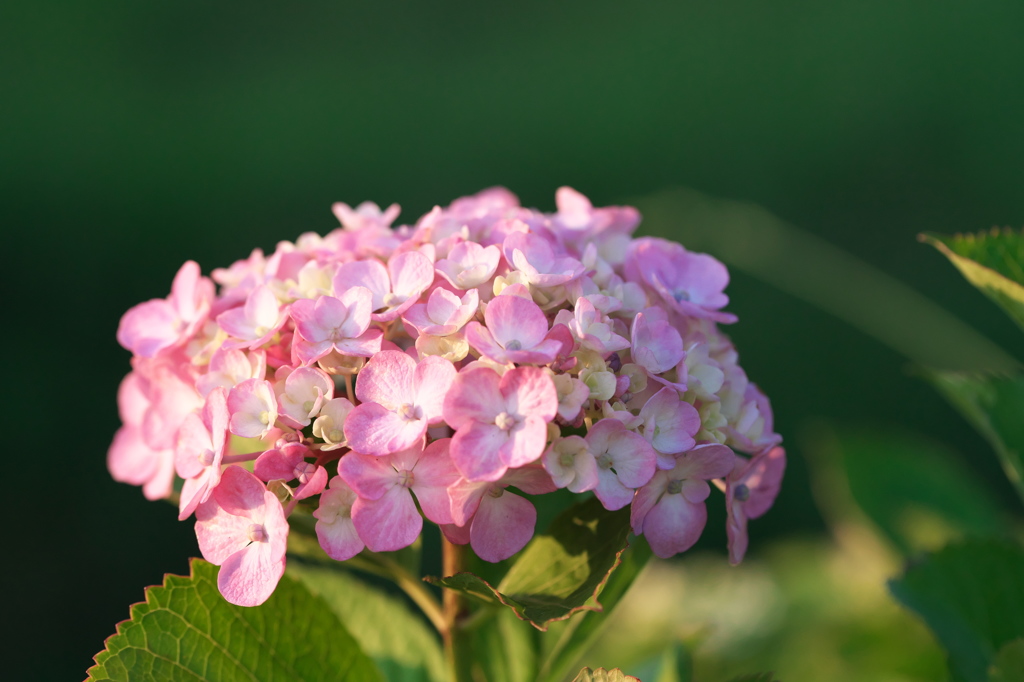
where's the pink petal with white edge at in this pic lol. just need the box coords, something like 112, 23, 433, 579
443, 368, 504, 429
344, 402, 428, 456
451, 421, 510, 482
501, 367, 558, 421
217, 527, 286, 607
484, 294, 550, 350
352, 485, 423, 552
501, 417, 552, 469
116, 299, 180, 358
195, 497, 254, 564
212, 464, 268, 516
413, 356, 457, 421
338, 451, 400, 500
355, 350, 416, 408
333, 259, 391, 310
315, 479, 365, 561
639, 388, 699, 468
470, 489, 536, 562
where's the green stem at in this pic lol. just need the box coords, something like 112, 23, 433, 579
442, 538, 474, 682
345, 553, 447, 634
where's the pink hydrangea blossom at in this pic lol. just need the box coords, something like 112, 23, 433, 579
332, 251, 434, 322
587, 419, 657, 510
447, 466, 555, 562
434, 241, 501, 290
402, 286, 479, 337
107, 372, 175, 500
465, 294, 564, 365
638, 386, 700, 469
726, 446, 786, 564
195, 466, 288, 606
443, 366, 558, 481
274, 366, 334, 429
344, 351, 456, 456
314, 474, 364, 561
631, 444, 735, 558
339, 439, 459, 552
227, 378, 277, 439
625, 237, 736, 324
289, 286, 382, 365
175, 387, 230, 520
117, 261, 214, 358
110, 186, 783, 601
216, 284, 288, 350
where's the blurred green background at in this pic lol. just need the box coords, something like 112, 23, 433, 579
6, 2, 1024, 679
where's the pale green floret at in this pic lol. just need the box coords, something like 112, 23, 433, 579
581, 368, 616, 401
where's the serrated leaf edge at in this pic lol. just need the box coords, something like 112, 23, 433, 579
425, 538, 631, 632
85, 557, 211, 681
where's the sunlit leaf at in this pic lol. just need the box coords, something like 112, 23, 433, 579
87, 558, 381, 681
889, 540, 1024, 682
287, 561, 446, 682
920, 229, 1024, 332
927, 370, 1024, 505
428, 497, 633, 630
537, 540, 652, 682
727, 674, 780, 682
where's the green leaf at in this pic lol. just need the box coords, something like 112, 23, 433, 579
87, 558, 381, 682
888, 539, 1024, 682
921, 229, 1024, 332
727, 674, 780, 682
653, 642, 693, 682
427, 497, 634, 631
834, 428, 1007, 553
572, 667, 641, 682
537, 539, 653, 682
468, 606, 538, 682
286, 561, 446, 682
928, 371, 1024, 505
990, 639, 1024, 682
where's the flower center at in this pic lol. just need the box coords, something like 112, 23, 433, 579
666, 479, 683, 495
397, 469, 415, 488
734, 483, 750, 502
505, 339, 523, 351
302, 399, 316, 415
398, 403, 422, 421
328, 428, 344, 443
487, 486, 505, 499
293, 461, 316, 484
559, 452, 576, 468
247, 523, 267, 543
495, 412, 517, 431
672, 289, 690, 303
198, 449, 216, 467
596, 453, 613, 470
383, 292, 405, 307
259, 410, 271, 425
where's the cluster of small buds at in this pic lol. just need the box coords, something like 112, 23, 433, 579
110, 187, 785, 606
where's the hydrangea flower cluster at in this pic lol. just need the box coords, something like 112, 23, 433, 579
110, 187, 784, 606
